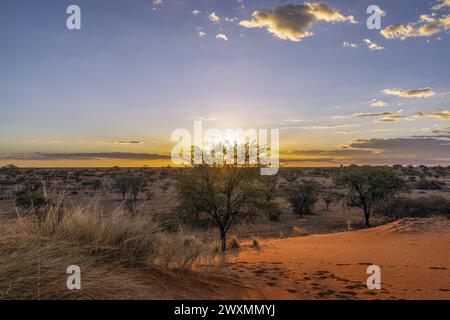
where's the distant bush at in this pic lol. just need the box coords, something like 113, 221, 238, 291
416, 180, 444, 190
251, 237, 260, 248
375, 195, 450, 221
284, 180, 320, 217
227, 235, 240, 250
15, 191, 47, 209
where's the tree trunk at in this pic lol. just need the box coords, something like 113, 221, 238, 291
364, 209, 370, 227
220, 229, 227, 252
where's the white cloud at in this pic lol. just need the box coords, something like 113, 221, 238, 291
216, 33, 229, 41
363, 38, 385, 50
382, 87, 436, 98
209, 12, 220, 23
343, 41, 357, 48
370, 99, 388, 107
191, 10, 201, 16
196, 27, 206, 37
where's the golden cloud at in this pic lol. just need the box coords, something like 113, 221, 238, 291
382, 87, 436, 98
239, 3, 356, 42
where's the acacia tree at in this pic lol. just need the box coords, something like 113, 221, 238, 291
335, 166, 409, 227
321, 189, 343, 211
176, 164, 260, 252
284, 180, 320, 217
259, 176, 282, 221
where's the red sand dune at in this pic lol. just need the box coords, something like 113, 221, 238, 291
222, 217, 450, 300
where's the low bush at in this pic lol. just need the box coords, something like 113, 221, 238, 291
375, 195, 450, 221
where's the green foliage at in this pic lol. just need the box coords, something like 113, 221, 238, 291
15, 191, 47, 209
416, 179, 444, 190
113, 175, 147, 213
259, 176, 282, 221
321, 189, 343, 211
176, 164, 260, 251
284, 180, 320, 217
335, 166, 409, 226
375, 195, 450, 220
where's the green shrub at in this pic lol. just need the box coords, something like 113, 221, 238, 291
15, 191, 47, 209
416, 180, 444, 190
375, 195, 450, 220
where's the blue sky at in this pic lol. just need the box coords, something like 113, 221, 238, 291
0, 0, 449, 166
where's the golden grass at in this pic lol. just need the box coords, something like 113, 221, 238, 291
0, 200, 214, 299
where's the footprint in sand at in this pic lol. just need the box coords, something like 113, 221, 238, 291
317, 290, 335, 297
345, 284, 366, 290
286, 288, 298, 293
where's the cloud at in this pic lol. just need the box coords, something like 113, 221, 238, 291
224, 17, 238, 23
413, 126, 450, 139
208, 12, 220, 23
283, 119, 304, 123
333, 111, 397, 119
283, 137, 450, 165
334, 109, 450, 122
301, 124, 359, 130
216, 33, 229, 41
95, 140, 143, 145
191, 10, 201, 16
381, 24, 416, 40
239, 3, 356, 42
29, 139, 63, 144
370, 99, 388, 107
413, 110, 450, 120
363, 39, 385, 50
432, 0, 450, 10
198, 116, 217, 121
196, 27, 206, 37
152, 0, 163, 6
382, 87, 436, 98
381, 13, 450, 40
343, 41, 357, 48
0, 152, 170, 161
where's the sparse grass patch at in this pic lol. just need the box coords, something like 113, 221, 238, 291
251, 237, 260, 248
227, 235, 241, 250
292, 226, 302, 236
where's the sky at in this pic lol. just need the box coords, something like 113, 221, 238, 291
0, 0, 449, 167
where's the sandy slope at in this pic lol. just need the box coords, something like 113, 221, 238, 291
224, 217, 450, 300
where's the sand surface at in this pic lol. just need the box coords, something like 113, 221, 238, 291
221, 217, 450, 300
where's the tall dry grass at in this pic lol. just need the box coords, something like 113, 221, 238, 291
0, 198, 214, 299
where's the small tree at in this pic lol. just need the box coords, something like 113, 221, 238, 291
335, 166, 409, 227
284, 180, 320, 217
113, 176, 130, 200
113, 175, 146, 213
321, 189, 342, 211
176, 164, 260, 252
259, 176, 282, 221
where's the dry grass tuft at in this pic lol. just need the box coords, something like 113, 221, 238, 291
0, 201, 213, 299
